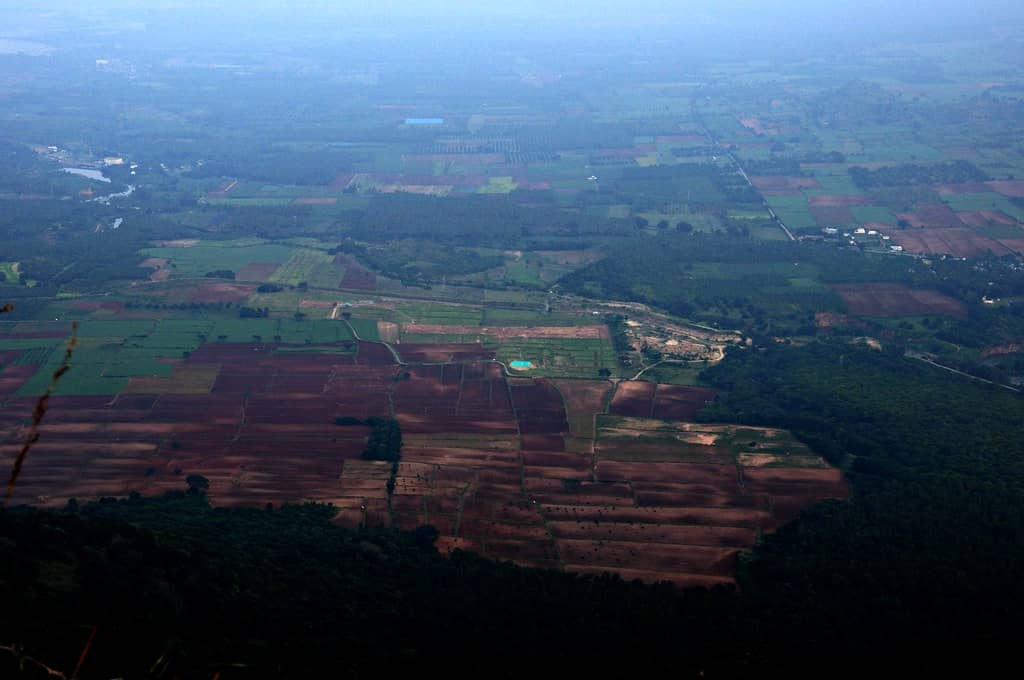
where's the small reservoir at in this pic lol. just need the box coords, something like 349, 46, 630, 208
62, 167, 110, 183
510, 360, 533, 370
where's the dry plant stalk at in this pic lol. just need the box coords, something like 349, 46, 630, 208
3, 322, 78, 509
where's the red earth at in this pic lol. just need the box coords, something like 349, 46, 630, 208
888, 228, 1014, 258
832, 283, 967, 317
0, 340, 846, 586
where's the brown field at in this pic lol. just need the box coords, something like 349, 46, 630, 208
896, 204, 964, 228
535, 250, 604, 265
937, 182, 993, 194
981, 343, 1024, 358
551, 379, 612, 439
888, 228, 1014, 257
653, 385, 718, 420
609, 381, 656, 417
999, 239, 1024, 252
833, 283, 967, 317
188, 283, 256, 304
609, 382, 715, 421
0, 339, 846, 587
956, 211, 1018, 228
236, 263, 280, 281
326, 173, 355, 191
402, 324, 608, 340
335, 254, 377, 291
807, 194, 871, 207
736, 116, 767, 135
987, 180, 1024, 197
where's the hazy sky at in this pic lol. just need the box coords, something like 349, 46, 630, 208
3, 1, 1024, 57
7, 0, 1024, 27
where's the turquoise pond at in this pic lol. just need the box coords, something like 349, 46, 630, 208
510, 360, 533, 368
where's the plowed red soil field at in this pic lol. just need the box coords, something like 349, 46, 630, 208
1, 339, 846, 587
833, 282, 967, 317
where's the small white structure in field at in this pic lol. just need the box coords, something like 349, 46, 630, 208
890, 245, 904, 252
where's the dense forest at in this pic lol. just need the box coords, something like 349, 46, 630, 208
698, 341, 1024, 670
557, 233, 936, 332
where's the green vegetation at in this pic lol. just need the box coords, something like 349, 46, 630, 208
698, 341, 1024, 665
141, 241, 295, 279
849, 161, 990, 189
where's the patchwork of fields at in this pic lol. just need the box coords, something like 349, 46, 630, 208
0, 329, 845, 586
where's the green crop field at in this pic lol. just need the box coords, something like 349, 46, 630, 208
141, 241, 296, 279
269, 249, 338, 287
765, 195, 817, 229
851, 205, 898, 224
394, 302, 483, 325
942, 193, 1024, 220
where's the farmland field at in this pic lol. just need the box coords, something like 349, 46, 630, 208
833, 283, 968, 317
0, 332, 845, 585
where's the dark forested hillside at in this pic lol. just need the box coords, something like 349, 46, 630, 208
0, 492, 732, 679
699, 342, 1024, 671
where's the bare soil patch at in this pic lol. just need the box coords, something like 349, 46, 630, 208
987, 180, 1024, 197
833, 283, 967, 318
236, 263, 280, 281
403, 324, 608, 340
889, 228, 1012, 258
188, 283, 255, 304
335, 254, 377, 291
609, 381, 655, 417
535, 250, 604, 265
808, 194, 871, 207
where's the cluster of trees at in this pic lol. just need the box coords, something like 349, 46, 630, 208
850, 160, 989, 189
558, 233, 936, 332
360, 416, 403, 463
256, 283, 283, 293
238, 306, 270, 318
810, 80, 912, 125
695, 342, 1024, 667
350, 193, 629, 246
613, 162, 760, 211
331, 239, 504, 284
